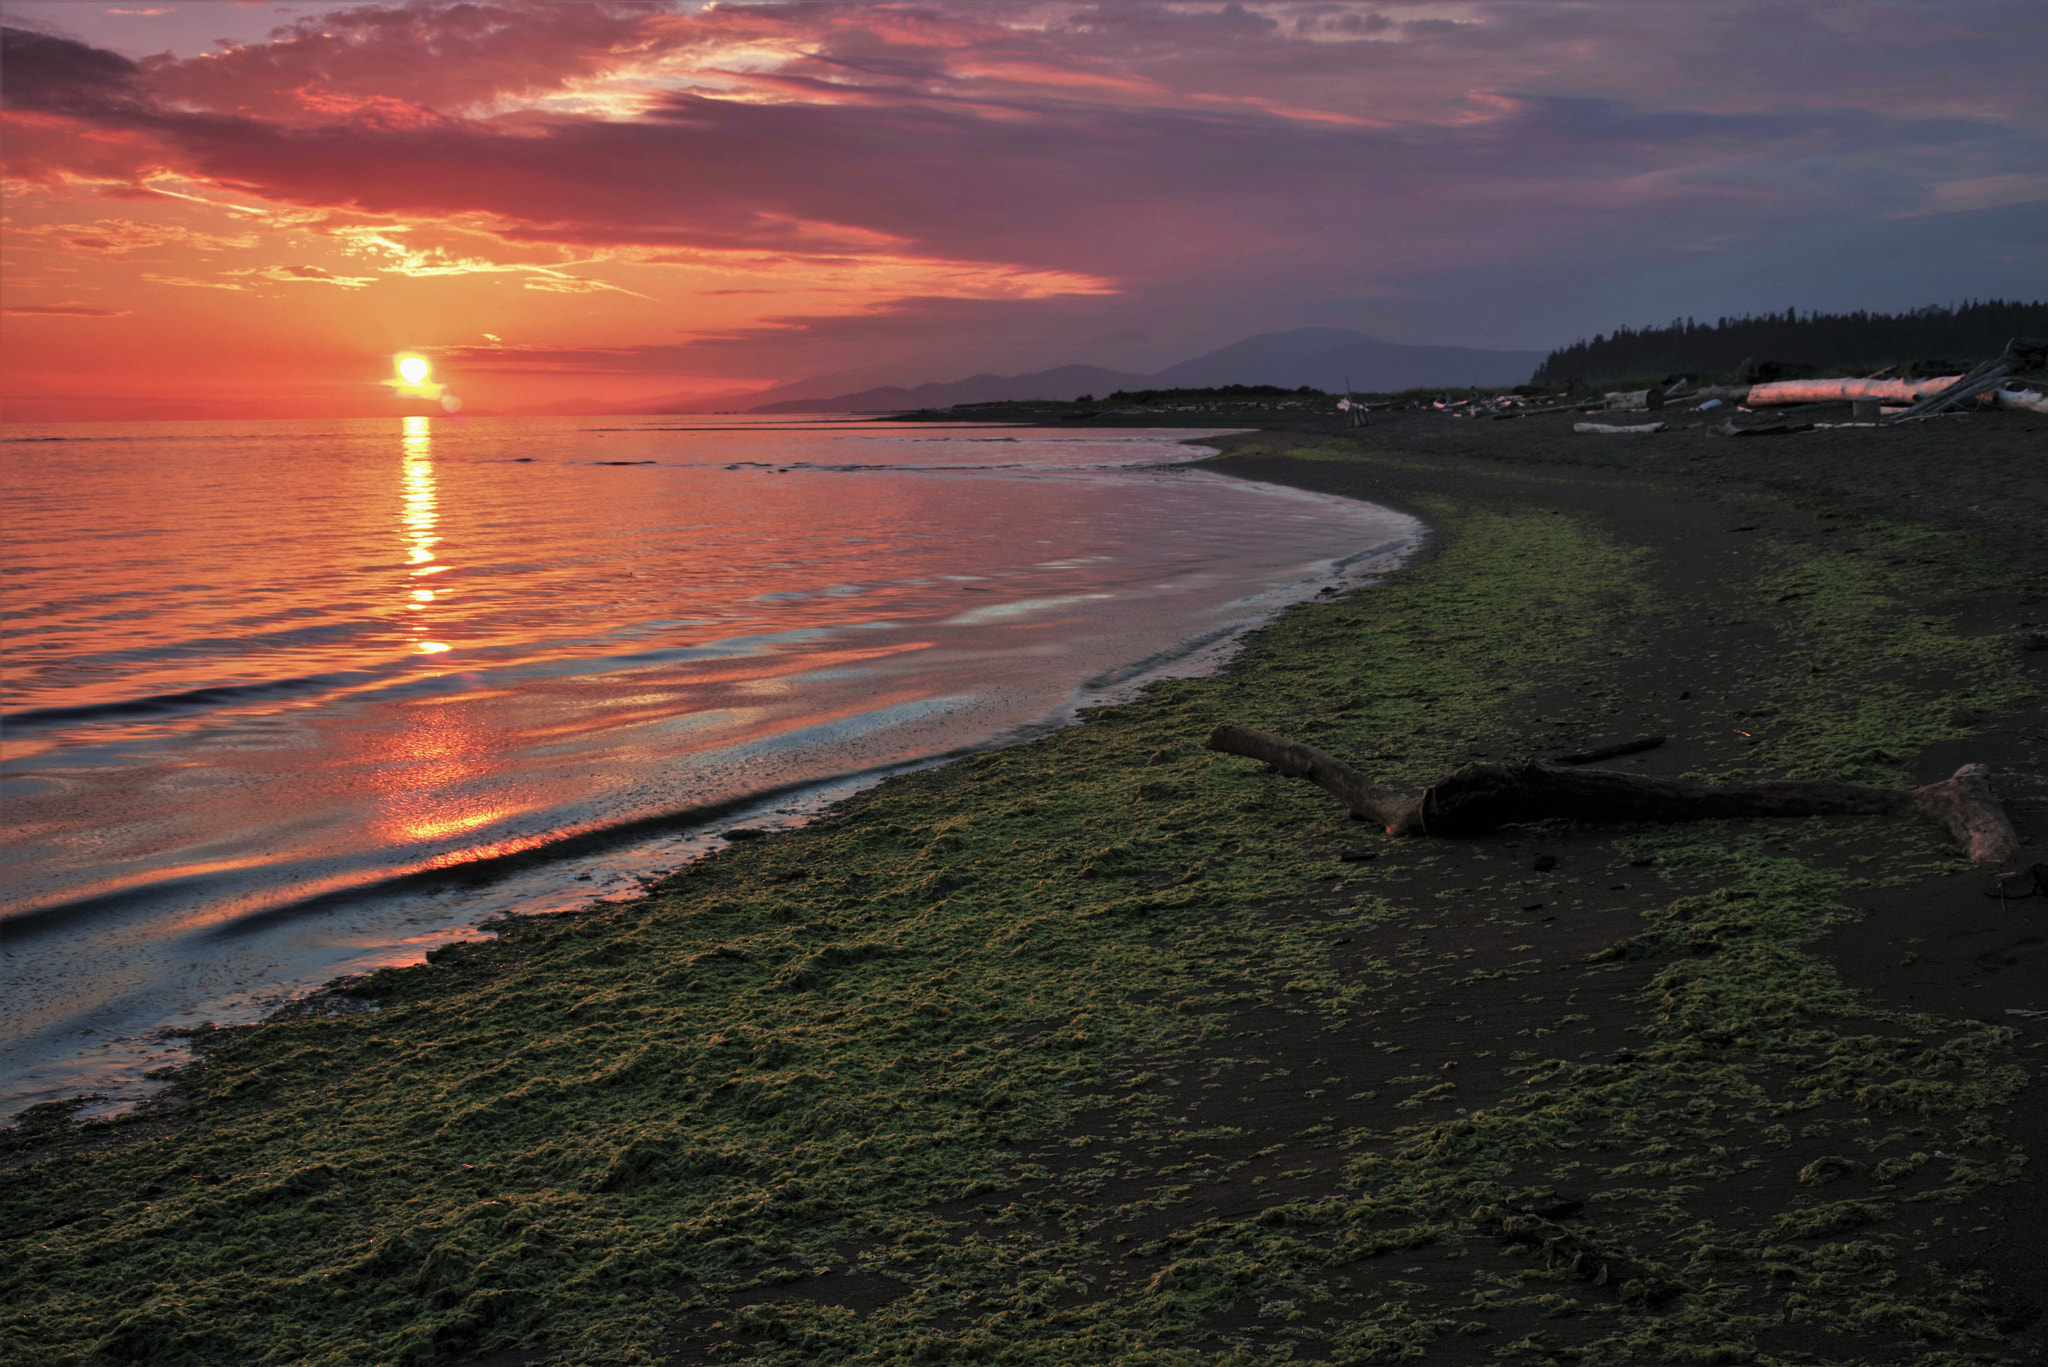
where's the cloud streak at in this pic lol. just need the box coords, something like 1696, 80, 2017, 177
2, 301, 133, 317
229, 263, 379, 288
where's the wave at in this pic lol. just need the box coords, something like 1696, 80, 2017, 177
1335, 535, 1422, 569
2, 670, 385, 731
0, 756, 943, 945
1080, 624, 1248, 690
2, 621, 872, 735
1074, 536, 1419, 692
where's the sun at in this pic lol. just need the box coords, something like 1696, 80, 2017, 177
387, 351, 459, 410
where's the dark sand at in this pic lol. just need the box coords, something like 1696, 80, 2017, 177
1030, 399, 2048, 562
1254, 402, 2048, 562
1195, 418, 2048, 1358
7, 407, 2045, 1367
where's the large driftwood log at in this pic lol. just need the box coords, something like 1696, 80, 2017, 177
1204, 725, 2021, 866
1744, 375, 1959, 406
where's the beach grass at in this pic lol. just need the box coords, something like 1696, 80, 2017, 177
3, 460, 2036, 1366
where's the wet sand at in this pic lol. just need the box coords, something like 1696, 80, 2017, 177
7, 410, 2046, 1367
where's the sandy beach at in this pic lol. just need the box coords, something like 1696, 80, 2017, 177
6, 408, 2045, 1367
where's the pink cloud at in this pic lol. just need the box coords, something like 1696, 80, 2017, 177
133, 1, 665, 123
13, 6, 2037, 274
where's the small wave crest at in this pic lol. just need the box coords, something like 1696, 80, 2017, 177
3, 671, 378, 731
0, 756, 933, 945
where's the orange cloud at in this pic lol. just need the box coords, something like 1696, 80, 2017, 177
1, 301, 132, 316
227, 263, 378, 288
15, 217, 259, 254
520, 274, 647, 297
138, 272, 248, 290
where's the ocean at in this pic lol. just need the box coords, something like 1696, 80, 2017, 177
0, 414, 1417, 1118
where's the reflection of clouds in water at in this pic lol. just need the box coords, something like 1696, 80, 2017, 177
942, 593, 1114, 626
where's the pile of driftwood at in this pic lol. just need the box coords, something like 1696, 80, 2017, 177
1432, 337, 2048, 434
1429, 393, 1581, 418
1598, 336, 2048, 420
1205, 726, 2021, 867
1327, 340, 2048, 440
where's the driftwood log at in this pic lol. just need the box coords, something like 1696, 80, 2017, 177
1204, 725, 2021, 866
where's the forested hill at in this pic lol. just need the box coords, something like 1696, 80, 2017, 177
1530, 300, 2048, 384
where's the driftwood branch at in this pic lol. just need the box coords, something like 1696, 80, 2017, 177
1204, 725, 2021, 866
1887, 360, 2010, 422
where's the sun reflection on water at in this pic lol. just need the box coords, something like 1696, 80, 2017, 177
380, 416, 504, 845
400, 416, 450, 653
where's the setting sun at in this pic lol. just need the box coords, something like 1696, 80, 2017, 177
387, 354, 458, 409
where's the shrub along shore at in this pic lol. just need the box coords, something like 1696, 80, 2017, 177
6, 419, 2046, 1367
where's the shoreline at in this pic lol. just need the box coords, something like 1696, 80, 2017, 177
7, 420, 2046, 1367
0, 441, 1415, 1124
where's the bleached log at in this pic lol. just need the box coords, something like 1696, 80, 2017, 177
1601, 389, 1653, 409
1994, 387, 2048, 414
1204, 725, 2021, 866
1744, 376, 1961, 406
1695, 372, 2039, 414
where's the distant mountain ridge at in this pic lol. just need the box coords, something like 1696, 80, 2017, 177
724, 328, 1544, 413
741, 364, 1150, 415
1149, 328, 1544, 393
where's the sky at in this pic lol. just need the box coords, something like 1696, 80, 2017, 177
2, 0, 2043, 421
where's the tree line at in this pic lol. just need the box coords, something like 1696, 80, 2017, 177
1095, 384, 1326, 404
1530, 299, 2048, 385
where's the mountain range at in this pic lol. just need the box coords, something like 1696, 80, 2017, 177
633, 328, 1545, 415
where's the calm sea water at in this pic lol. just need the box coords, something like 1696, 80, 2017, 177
0, 414, 1417, 1118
